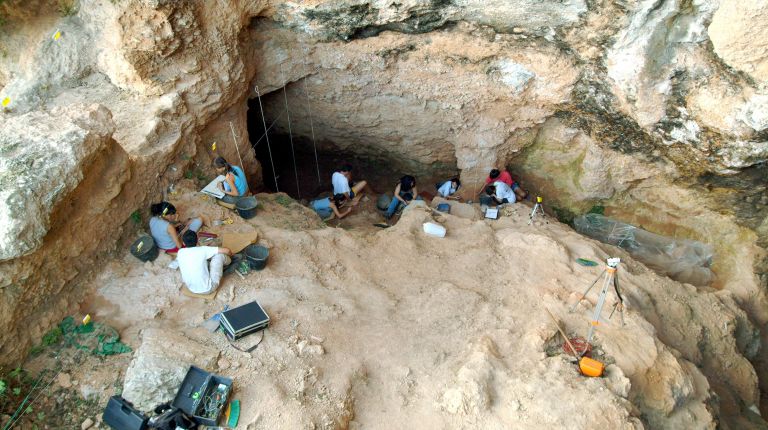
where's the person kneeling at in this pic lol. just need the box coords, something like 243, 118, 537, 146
177, 231, 232, 295
214, 156, 249, 206
385, 175, 420, 220
310, 195, 352, 221
436, 177, 461, 200
485, 182, 516, 206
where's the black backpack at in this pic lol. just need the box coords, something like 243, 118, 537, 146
149, 403, 196, 430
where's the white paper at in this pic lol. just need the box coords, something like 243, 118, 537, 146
200, 175, 226, 198
485, 208, 499, 220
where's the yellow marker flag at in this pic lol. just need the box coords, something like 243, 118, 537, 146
1, 97, 9, 107
53, 30, 61, 41
211, 142, 217, 151
82, 314, 91, 325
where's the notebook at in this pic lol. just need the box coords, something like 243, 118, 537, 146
200, 175, 226, 199
485, 208, 499, 220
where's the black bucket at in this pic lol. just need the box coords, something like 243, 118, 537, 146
236, 196, 258, 219
244, 245, 269, 271
130, 235, 159, 262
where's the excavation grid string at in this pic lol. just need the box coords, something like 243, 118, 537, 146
304, 78, 321, 187
280, 63, 302, 199
254, 85, 280, 193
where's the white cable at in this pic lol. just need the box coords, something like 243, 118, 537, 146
280, 63, 301, 199
228, 121, 245, 174
301, 46, 322, 187
254, 86, 280, 192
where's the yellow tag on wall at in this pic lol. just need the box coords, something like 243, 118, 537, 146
53, 30, 61, 41
82, 314, 91, 325
1, 97, 10, 107
211, 142, 217, 151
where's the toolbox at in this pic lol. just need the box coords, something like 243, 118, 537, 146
172, 366, 233, 426
102, 396, 148, 430
219, 300, 270, 341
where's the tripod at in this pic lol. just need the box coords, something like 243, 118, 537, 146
569, 258, 625, 343
528, 196, 546, 225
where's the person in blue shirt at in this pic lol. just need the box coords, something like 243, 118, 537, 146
310, 195, 352, 221
214, 157, 248, 205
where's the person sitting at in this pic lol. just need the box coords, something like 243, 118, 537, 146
485, 168, 527, 200
176, 231, 232, 295
332, 164, 370, 207
149, 202, 203, 253
436, 177, 461, 200
485, 182, 517, 206
214, 157, 248, 206
385, 175, 420, 220
310, 195, 352, 220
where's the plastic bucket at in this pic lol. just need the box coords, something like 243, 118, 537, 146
422, 222, 446, 238
376, 194, 392, 211
130, 235, 159, 262
244, 245, 269, 270
235, 196, 258, 219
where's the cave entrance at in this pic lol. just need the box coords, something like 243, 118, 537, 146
246, 95, 457, 201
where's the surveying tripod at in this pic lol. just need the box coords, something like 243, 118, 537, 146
569, 257, 625, 343
528, 196, 546, 225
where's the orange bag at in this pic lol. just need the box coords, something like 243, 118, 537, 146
579, 357, 604, 377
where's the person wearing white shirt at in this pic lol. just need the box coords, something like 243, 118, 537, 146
331, 163, 370, 207
436, 177, 461, 200
485, 181, 517, 205
176, 231, 232, 294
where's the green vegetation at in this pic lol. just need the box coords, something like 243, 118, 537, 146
552, 206, 576, 227
587, 205, 605, 215
130, 209, 142, 225
275, 194, 294, 207
29, 326, 63, 357
58, 0, 77, 16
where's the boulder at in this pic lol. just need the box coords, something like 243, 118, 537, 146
121, 328, 219, 412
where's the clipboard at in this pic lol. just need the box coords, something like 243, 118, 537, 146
485, 207, 499, 220
201, 175, 226, 198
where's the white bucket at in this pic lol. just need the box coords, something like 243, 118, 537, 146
423, 222, 446, 237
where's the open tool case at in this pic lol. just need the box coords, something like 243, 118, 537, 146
172, 366, 233, 426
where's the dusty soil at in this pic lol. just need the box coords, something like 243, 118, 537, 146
0, 182, 750, 429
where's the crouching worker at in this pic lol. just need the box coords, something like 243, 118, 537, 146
486, 168, 527, 200
485, 181, 517, 206
177, 231, 232, 295
310, 195, 352, 221
385, 175, 421, 220
214, 156, 248, 206
150, 202, 203, 253
436, 177, 461, 200
332, 164, 370, 207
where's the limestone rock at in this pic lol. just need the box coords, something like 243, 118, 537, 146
0, 104, 116, 260
709, 0, 768, 82
121, 327, 219, 411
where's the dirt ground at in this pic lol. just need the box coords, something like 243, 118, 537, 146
5, 182, 760, 429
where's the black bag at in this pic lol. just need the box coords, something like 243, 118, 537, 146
149, 403, 195, 430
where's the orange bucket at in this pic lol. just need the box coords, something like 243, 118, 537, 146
579, 357, 604, 377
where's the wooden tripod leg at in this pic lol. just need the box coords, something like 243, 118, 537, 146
569, 270, 606, 313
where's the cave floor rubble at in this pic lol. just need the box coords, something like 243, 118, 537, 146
8, 183, 762, 429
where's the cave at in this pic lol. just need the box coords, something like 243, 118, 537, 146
246, 89, 460, 200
